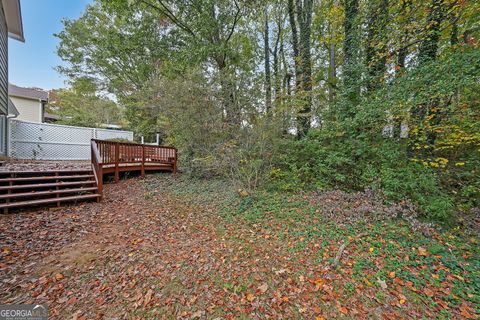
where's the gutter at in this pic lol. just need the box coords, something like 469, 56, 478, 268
7, 98, 19, 119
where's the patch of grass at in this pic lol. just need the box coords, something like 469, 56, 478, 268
143, 174, 480, 317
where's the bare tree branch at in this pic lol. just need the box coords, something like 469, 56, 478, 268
138, 0, 197, 37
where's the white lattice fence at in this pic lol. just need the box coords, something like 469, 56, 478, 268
8, 119, 134, 160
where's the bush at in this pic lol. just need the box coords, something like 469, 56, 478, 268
269, 48, 480, 222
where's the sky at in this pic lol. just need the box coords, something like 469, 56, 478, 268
9, 0, 92, 90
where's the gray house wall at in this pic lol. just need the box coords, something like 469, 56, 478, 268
0, 2, 6, 156
0, 1, 7, 116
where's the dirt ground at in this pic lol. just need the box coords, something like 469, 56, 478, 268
0, 178, 232, 319
0, 176, 478, 319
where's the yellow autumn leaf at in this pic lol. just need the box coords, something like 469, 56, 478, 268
417, 247, 428, 256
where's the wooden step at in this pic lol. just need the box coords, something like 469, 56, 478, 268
0, 169, 93, 176
0, 187, 98, 200
0, 174, 94, 183
0, 180, 95, 191
0, 193, 101, 209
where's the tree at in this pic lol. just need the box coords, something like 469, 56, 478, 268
55, 0, 480, 220
342, 0, 360, 112
365, 0, 389, 91
48, 78, 124, 128
133, 0, 248, 128
56, 2, 167, 100
418, 0, 444, 65
264, 5, 272, 114
288, 0, 314, 138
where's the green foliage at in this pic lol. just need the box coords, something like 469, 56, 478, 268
48, 78, 124, 128
270, 47, 479, 221
56, 1, 168, 98
56, 0, 480, 225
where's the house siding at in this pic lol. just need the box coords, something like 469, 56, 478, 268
10, 96, 43, 123
0, 2, 7, 116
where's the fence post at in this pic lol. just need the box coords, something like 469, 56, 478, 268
114, 142, 120, 182
7, 118, 11, 157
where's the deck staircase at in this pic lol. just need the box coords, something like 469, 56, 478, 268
0, 169, 100, 213
0, 139, 176, 213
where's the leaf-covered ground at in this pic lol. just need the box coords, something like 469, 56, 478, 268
1, 174, 478, 319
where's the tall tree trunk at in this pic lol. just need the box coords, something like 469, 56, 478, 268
216, 57, 238, 128
296, 0, 313, 138
366, 0, 388, 92
272, 19, 282, 106
288, 0, 301, 90
328, 30, 336, 103
414, 0, 445, 153
418, 0, 443, 65
288, 0, 313, 138
450, 20, 458, 46
264, 7, 272, 114
343, 0, 361, 112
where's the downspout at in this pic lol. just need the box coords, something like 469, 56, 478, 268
6, 99, 19, 158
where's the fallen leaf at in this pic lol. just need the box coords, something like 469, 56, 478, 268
424, 288, 434, 297
377, 278, 388, 289
388, 271, 396, 279
55, 273, 64, 281
314, 278, 324, 289
67, 297, 77, 305
246, 293, 255, 302
418, 247, 428, 256
338, 306, 348, 314
191, 310, 205, 319
257, 283, 268, 294
144, 289, 153, 306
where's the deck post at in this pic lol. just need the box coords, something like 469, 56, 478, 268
98, 166, 103, 201
173, 148, 177, 175
141, 145, 145, 178
55, 172, 60, 207
114, 143, 120, 182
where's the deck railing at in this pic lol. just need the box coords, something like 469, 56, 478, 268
91, 139, 177, 197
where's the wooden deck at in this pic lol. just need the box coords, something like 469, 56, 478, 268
0, 140, 177, 213
91, 139, 177, 198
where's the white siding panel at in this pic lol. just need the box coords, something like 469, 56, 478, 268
9, 96, 42, 122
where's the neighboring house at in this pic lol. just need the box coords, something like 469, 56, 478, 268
0, 0, 24, 157
9, 84, 48, 123
43, 111, 60, 123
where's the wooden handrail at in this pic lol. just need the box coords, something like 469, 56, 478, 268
90, 140, 103, 198
90, 139, 177, 192
91, 139, 177, 150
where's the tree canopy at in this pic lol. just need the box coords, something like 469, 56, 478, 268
56, 0, 480, 221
